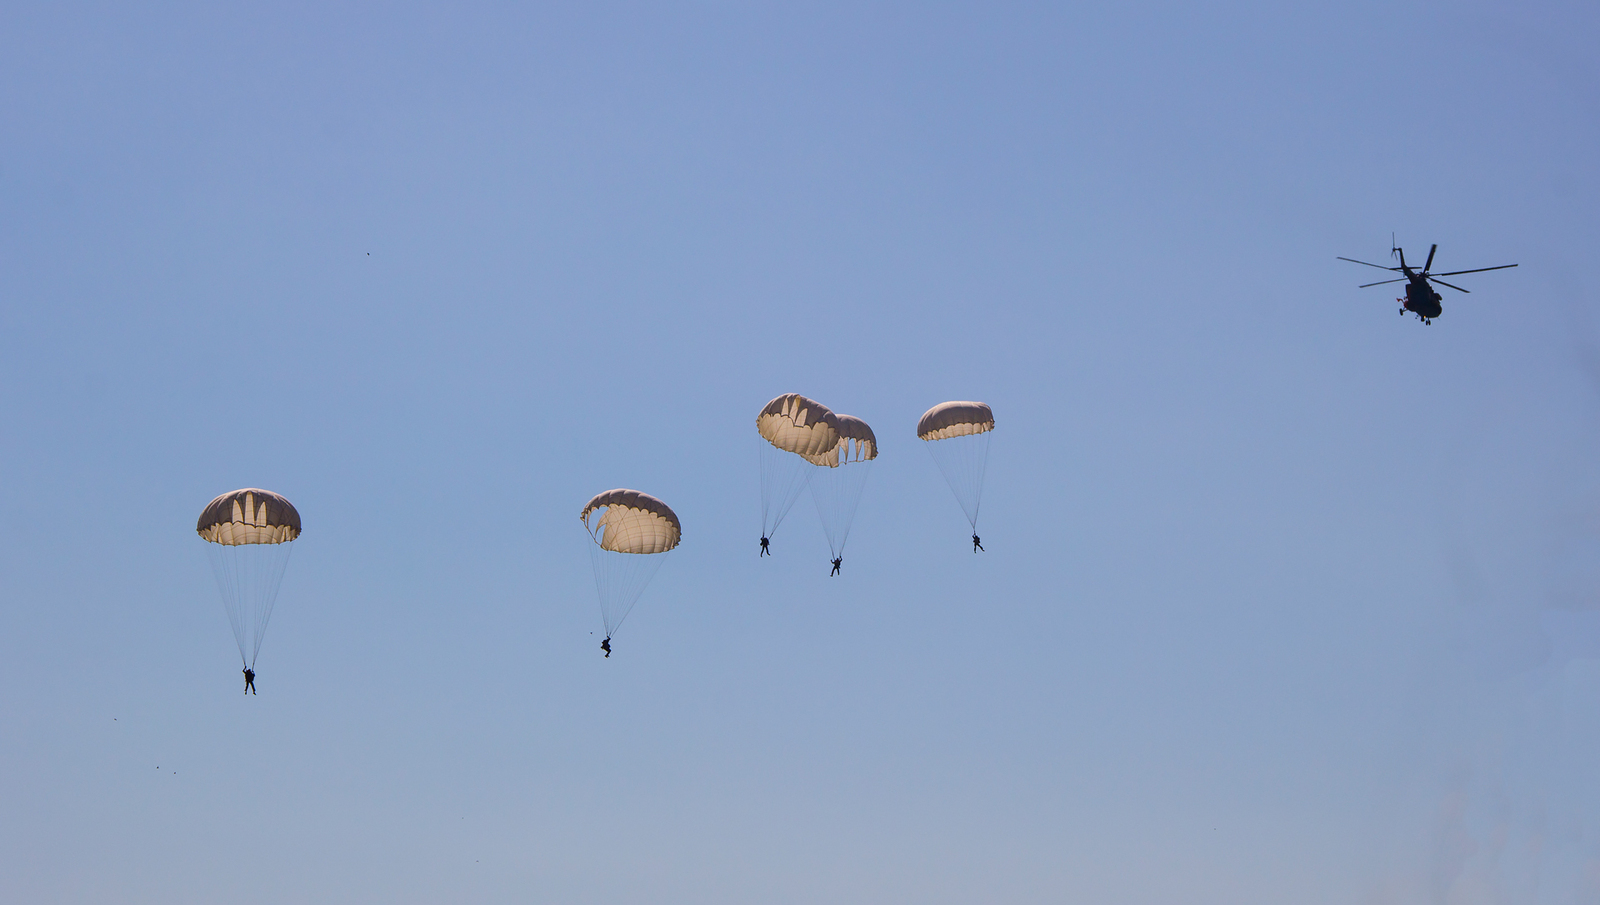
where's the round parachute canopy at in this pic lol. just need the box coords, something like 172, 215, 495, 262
580, 489, 682, 554
758, 393, 841, 466
581, 489, 680, 641
811, 413, 878, 559
835, 414, 878, 463
197, 488, 301, 545
197, 488, 301, 669
916, 401, 995, 441
918, 401, 995, 533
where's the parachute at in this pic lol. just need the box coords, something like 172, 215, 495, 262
581, 489, 681, 640
197, 488, 301, 669
756, 393, 840, 548
810, 414, 877, 561
918, 401, 994, 538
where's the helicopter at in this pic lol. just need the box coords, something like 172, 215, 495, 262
1338, 240, 1516, 325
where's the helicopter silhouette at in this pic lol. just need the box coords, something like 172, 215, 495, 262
1338, 239, 1516, 325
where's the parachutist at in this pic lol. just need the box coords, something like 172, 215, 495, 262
759, 536, 770, 556
920, 402, 996, 550
581, 490, 679, 656
200, 489, 301, 681
830, 557, 842, 576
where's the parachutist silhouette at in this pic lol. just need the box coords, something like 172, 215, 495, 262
600, 636, 611, 658
759, 536, 770, 556
972, 534, 984, 552
242, 667, 256, 695
830, 557, 842, 576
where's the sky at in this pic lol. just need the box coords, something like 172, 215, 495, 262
3, 1, 1600, 902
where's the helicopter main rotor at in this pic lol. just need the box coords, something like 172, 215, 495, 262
1337, 243, 1516, 294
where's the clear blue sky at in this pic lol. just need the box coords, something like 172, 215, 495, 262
3, 2, 1599, 902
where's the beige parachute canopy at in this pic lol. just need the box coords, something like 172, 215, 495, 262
834, 414, 878, 463
581, 489, 682, 554
197, 489, 301, 545
757, 393, 841, 466
917, 401, 995, 441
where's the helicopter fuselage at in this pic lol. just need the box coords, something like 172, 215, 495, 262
1402, 275, 1442, 319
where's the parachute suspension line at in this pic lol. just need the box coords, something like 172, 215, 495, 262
810, 460, 873, 558
208, 544, 249, 667
589, 544, 668, 638
249, 543, 293, 667
206, 542, 294, 669
759, 443, 813, 540
967, 433, 991, 529
926, 432, 991, 531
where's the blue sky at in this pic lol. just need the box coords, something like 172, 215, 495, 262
3, 2, 1600, 902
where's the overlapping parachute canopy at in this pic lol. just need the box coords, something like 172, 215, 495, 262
918, 401, 995, 536
581, 489, 680, 640
757, 393, 840, 545
197, 489, 301, 668
835, 414, 877, 463
758, 393, 841, 465
811, 413, 878, 560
